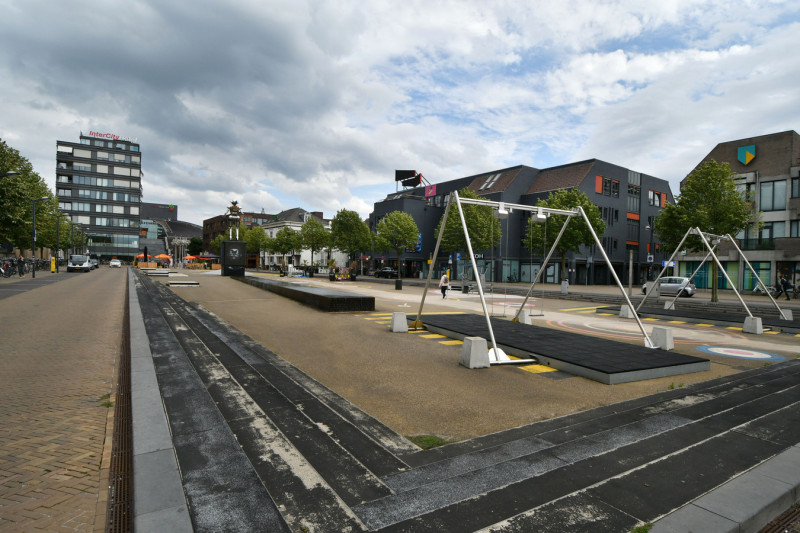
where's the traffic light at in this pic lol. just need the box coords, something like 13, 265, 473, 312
395, 170, 416, 181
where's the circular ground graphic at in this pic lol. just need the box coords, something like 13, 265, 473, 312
695, 345, 786, 362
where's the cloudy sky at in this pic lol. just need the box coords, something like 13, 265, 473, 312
1, 1, 799, 225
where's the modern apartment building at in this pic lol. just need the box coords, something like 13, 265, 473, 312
369, 160, 673, 285
679, 130, 800, 289
56, 131, 142, 260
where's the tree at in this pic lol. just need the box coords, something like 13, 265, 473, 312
188, 237, 203, 256
655, 159, 757, 301
0, 139, 54, 252
374, 211, 419, 279
331, 209, 371, 263
433, 188, 501, 280
210, 234, 225, 255
434, 188, 501, 253
299, 217, 330, 268
522, 188, 606, 281
243, 226, 268, 267
273, 226, 301, 267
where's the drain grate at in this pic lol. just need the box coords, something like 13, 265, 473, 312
106, 275, 133, 533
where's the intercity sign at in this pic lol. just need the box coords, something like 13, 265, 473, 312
88, 130, 138, 143
737, 144, 756, 165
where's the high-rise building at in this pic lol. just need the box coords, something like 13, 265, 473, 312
56, 131, 142, 260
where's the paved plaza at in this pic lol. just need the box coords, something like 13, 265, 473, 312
1, 267, 799, 532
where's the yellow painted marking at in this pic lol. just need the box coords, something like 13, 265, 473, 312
643, 318, 660, 322
726, 326, 743, 331
696, 323, 715, 327
376, 321, 390, 325
577, 310, 597, 314
365, 317, 390, 320
519, 365, 559, 374
439, 340, 464, 346
559, 305, 605, 312
408, 330, 428, 334
598, 313, 614, 316
668, 320, 687, 324
421, 334, 446, 339
795, 334, 800, 338
764, 330, 780, 335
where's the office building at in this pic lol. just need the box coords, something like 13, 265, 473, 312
56, 131, 142, 261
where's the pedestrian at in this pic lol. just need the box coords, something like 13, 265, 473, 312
17, 254, 24, 277
439, 273, 450, 299
779, 274, 792, 301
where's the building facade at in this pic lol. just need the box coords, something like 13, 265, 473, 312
202, 210, 274, 253
679, 130, 800, 290
260, 208, 348, 270
56, 132, 142, 260
369, 160, 673, 285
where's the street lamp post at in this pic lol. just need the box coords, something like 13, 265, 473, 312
55, 213, 66, 273
30, 197, 48, 278
645, 218, 655, 280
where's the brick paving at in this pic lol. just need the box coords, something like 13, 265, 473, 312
0, 269, 126, 532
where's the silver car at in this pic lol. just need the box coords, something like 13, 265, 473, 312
642, 276, 696, 297
67, 254, 92, 273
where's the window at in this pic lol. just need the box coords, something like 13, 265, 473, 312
96, 204, 110, 213
97, 152, 109, 160
627, 171, 641, 186
59, 202, 72, 210
57, 188, 71, 197
648, 190, 662, 207
761, 221, 785, 240
627, 185, 641, 213
760, 180, 786, 211
73, 149, 91, 158
130, 206, 139, 215
57, 175, 70, 183
57, 145, 73, 153
112, 205, 124, 214
792, 178, 799, 198
791, 220, 800, 238
96, 165, 108, 174
74, 163, 92, 172
479, 173, 501, 190
73, 202, 91, 212
72, 215, 90, 224
611, 180, 619, 198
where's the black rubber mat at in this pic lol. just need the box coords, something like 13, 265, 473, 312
415, 313, 708, 375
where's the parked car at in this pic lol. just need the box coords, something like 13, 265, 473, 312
642, 276, 695, 297
109, 259, 122, 268
374, 267, 399, 278
67, 254, 92, 273
89, 258, 99, 270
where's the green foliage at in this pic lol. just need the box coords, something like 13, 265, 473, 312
0, 139, 54, 250
655, 160, 757, 253
331, 209, 371, 260
407, 435, 449, 450
629, 523, 653, 533
374, 211, 419, 278
434, 188, 501, 252
273, 226, 301, 266
522, 188, 605, 278
299, 217, 330, 266
210, 234, 225, 255
188, 237, 203, 256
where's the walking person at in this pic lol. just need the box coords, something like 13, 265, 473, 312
17, 255, 25, 278
439, 272, 450, 299
779, 274, 792, 301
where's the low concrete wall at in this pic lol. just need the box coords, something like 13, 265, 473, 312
237, 276, 375, 312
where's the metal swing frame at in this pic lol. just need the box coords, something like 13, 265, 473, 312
637, 227, 789, 320
411, 191, 655, 366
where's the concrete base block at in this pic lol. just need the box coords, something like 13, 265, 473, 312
651, 326, 674, 350
520, 313, 532, 325
780, 309, 793, 321
391, 312, 408, 333
459, 337, 490, 369
742, 316, 763, 335
619, 305, 637, 319
664, 301, 675, 310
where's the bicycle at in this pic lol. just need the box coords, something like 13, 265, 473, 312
506, 273, 519, 283
753, 284, 777, 297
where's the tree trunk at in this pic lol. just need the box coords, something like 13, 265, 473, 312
711, 262, 718, 303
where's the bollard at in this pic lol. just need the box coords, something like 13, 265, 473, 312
651, 326, 674, 350
742, 317, 763, 334
619, 305, 636, 318
391, 312, 408, 333
459, 337, 490, 369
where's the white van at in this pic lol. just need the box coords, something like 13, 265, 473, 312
67, 254, 92, 273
